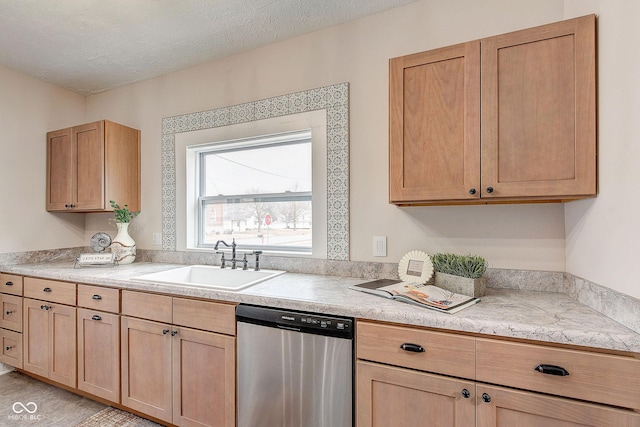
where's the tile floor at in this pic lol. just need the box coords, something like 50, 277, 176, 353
0, 371, 159, 426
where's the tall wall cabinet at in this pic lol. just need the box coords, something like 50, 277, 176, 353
389, 15, 596, 205
46, 120, 140, 212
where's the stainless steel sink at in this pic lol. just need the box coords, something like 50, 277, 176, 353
131, 265, 285, 291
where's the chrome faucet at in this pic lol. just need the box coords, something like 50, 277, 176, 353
214, 238, 237, 269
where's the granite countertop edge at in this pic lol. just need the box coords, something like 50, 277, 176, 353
3, 261, 640, 354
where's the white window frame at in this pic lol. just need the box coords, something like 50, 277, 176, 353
192, 130, 313, 252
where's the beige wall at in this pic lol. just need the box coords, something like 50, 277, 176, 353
0, 65, 86, 253
6, 0, 636, 300
85, 0, 568, 273
563, 0, 640, 299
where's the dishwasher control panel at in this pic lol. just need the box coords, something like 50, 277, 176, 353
236, 304, 354, 339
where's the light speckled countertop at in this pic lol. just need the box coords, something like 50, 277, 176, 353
4, 261, 640, 354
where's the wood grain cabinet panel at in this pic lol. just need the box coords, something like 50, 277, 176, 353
390, 14, 596, 205
23, 298, 76, 387
0, 273, 23, 296
24, 277, 76, 305
78, 308, 120, 403
0, 328, 22, 368
357, 361, 475, 427
0, 294, 22, 332
476, 384, 640, 427
46, 120, 140, 212
77, 284, 119, 313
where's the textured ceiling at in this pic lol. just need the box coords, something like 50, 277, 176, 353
0, 0, 417, 95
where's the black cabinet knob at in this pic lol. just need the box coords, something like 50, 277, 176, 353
486, 187, 494, 194
5, 310, 13, 315
171, 330, 178, 336
43, 287, 52, 292
482, 393, 492, 403
469, 188, 477, 195
461, 389, 471, 399
162, 329, 170, 335
5, 346, 12, 351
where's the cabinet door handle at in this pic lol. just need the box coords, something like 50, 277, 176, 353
469, 188, 477, 195
461, 389, 471, 399
5, 310, 13, 315
400, 343, 425, 353
171, 330, 178, 336
486, 186, 494, 194
4, 281, 13, 286
5, 346, 13, 351
162, 329, 170, 335
482, 393, 492, 403
534, 364, 570, 376
43, 287, 52, 292
91, 315, 102, 321
92, 294, 102, 300
40, 305, 51, 310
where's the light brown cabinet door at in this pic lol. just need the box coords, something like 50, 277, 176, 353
390, 41, 481, 203
45, 120, 140, 212
121, 316, 173, 423
23, 298, 50, 378
78, 308, 120, 403
49, 303, 77, 387
481, 15, 596, 200
46, 127, 74, 210
73, 121, 105, 210
476, 384, 640, 427
22, 298, 76, 387
172, 327, 236, 427
357, 361, 475, 427
0, 294, 22, 332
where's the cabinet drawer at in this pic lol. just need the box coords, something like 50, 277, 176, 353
173, 298, 236, 336
0, 328, 22, 369
476, 338, 640, 410
121, 290, 172, 323
78, 285, 119, 313
24, 277, 76, 305
0, 294, 22, 332
356, 321, 475, 379
0, 273, 23, 296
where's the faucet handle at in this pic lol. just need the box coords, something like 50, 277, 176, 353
252, 251, 262, 271
242, 253, 248, 270
216, 251, 226, 268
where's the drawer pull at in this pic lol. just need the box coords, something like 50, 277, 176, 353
5, 310, 13, 315
534, 364, 570, 376
5, 281, 13, 286
400, 343, 425, 353
91, 315, 102, 321
162, 329, 170, 335
43, 287, 52, 292
461, 389, 471, 399
5, 346, 13, 351
92, 294, 102, 300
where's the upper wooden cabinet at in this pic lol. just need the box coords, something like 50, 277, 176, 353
46, 120, 140, 212
390, 15, 596, 205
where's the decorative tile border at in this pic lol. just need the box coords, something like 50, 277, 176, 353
161, 83, 350, 260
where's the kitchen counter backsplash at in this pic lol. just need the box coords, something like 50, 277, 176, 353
1, 247, 638, 337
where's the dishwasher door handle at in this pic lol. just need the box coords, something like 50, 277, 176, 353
277, 324, 301, 332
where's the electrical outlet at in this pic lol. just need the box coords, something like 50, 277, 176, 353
153, 232, 162, 246
373, 236, 387, 257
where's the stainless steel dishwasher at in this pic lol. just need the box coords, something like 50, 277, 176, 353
236, 304, 354, 427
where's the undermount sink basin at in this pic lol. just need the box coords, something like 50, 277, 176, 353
131, 265, 285, 291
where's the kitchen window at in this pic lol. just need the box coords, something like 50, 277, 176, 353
190, 130, 312, 253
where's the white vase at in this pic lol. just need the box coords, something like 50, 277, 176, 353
111, 222, 136, 264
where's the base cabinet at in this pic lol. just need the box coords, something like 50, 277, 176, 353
477, 384, 640, 427
77, 308, 120, 403
23, 298, 76, 387
357, 361, 475, 427
0, 273, 23, 368
356, 320, 640, 427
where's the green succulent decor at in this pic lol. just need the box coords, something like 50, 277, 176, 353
431, 253, 488, 279
109, 200, 139, 223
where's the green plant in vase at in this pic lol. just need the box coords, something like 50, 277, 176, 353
109, 200, 139, 264
431, 253, 488, 297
